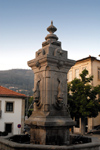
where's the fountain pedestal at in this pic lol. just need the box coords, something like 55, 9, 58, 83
25, 21, 75, 145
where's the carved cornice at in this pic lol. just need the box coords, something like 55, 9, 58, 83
28, 55, 75, 70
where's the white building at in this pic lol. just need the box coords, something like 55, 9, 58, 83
0, 86, 26, 135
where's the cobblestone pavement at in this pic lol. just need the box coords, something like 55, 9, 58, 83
85, 134, 100, 143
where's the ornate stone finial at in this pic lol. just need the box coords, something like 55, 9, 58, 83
51, 20, 53, 25
47, 21, 57, 34
42, 21, 61, 47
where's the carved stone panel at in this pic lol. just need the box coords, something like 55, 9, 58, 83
36, 49, 45, 58
54, 48, 67, 59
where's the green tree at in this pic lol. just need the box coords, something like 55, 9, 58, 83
28, 96, 34, 117
68, 69, 100, 134
25, 96, 33, 117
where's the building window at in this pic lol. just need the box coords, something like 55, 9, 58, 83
98, 68, 100, 80
6, 102, 14, 112
75, 69, 79, 78
75, 117, 79, 128
5, 123, 13, 133
68, 71, 72, 82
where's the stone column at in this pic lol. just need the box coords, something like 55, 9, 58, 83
25, 21, 75, 145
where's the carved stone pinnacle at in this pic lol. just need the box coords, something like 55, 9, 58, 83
47, 21, 57, 34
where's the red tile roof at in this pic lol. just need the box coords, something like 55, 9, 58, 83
0, 86, 27, 98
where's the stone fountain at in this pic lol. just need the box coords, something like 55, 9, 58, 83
0, 22, 95, 150
25, 21, 75, 145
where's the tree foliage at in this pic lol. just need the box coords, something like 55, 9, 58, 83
27, 97, 33, 117
68, 69, 100, 119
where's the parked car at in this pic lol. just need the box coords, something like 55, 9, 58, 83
87, 125, 100, 134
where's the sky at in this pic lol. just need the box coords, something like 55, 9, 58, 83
0, 0, 100, 70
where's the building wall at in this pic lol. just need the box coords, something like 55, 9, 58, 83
21, 99, 25, 133
92, 60, 100, 86
67, 57, 100, 133
91, 60, 100, 127
67, 58, 92, 82
0, 97, 24, 134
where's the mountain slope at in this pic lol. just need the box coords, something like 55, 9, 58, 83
0, 69, 34, 96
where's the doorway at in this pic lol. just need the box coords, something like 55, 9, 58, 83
5, 123, 13, 133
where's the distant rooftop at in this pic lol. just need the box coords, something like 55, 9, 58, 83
76, 55, 100, 63
0, 86, 27, 98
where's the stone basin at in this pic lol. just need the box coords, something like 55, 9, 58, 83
0, 135, 100, 150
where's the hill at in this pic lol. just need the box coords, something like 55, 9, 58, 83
0, 69, 34, 96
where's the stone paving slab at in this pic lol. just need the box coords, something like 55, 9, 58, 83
87, 134, 100, 143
